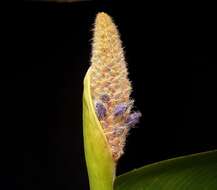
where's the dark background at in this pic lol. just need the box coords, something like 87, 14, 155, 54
0, 1, 216, 189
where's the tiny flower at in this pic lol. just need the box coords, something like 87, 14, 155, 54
113, 103, 128, 117
100, 94, 110, 103
113, 127, 125, 136
125, 112, 142, 127
95, 101, 107, 120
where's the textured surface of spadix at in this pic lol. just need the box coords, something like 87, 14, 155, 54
90, 12, 139, 161
91, 12, 131, 102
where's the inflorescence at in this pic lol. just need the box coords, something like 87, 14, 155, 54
90, 12, 141, 161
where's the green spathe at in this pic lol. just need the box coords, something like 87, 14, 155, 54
83, 68, 116, 190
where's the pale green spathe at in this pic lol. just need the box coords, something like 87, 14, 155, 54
83, 68, 116, 190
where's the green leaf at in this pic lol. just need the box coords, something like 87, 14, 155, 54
115, 150, 217, 190
83, 69, 116, 190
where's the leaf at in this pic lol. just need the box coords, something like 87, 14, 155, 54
114, 150, 217, 190
83, 69, 116, 190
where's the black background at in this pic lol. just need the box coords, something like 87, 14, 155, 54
0, 1, 216, 189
